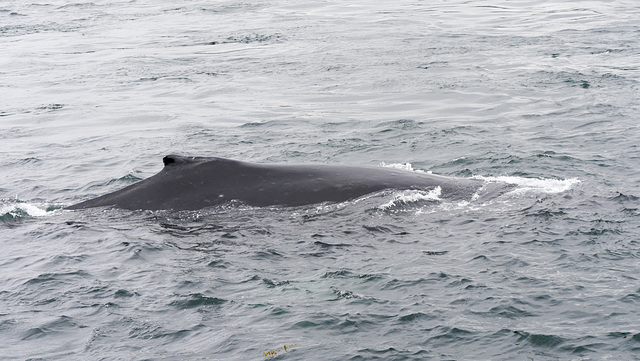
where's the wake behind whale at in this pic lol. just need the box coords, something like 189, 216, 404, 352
66, 155, 510, 211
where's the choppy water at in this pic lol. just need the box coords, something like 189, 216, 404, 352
2, 0, 640, 360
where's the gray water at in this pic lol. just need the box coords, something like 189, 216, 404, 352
2, 0, 640, 360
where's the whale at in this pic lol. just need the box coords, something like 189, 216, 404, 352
66, 155, 501, 211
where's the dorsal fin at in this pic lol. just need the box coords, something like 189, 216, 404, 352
162, 155, 241, 168
163, 154, 199, 166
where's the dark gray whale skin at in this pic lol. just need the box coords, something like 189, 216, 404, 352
66, 155, 492, 211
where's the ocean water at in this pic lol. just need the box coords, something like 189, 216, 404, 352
1, 0, 640, 360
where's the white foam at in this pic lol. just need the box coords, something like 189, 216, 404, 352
378, 161, 580, 196
472, 175, 581, 195
379, 162, 429, 174
379, 186, 442, 210
1, 202, 51, 218
376, 162, 580, 212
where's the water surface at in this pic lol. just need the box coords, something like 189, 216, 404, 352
1, 0, 640, 360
